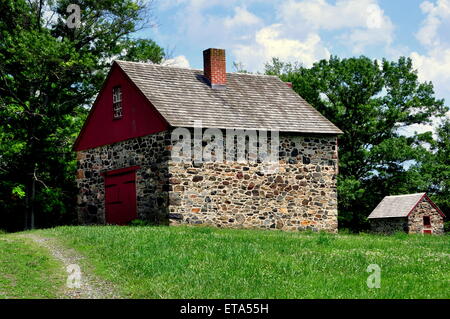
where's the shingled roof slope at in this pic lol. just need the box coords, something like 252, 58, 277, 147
115, 60, 342, 134
368, 193, 426, 219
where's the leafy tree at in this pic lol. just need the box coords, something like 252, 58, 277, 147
265, 56, 448, 231
232, 61, 250, 74
0, 0, 164, 230
419, 120, 450, 219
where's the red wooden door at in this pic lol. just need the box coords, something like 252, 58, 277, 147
104, 167, 137, 225
423, 229, 432, 235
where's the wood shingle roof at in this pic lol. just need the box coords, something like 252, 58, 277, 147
368, 193, 427, 219
115, 60, 343, 134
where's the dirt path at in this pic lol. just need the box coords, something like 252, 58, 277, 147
21, 234, 121, 299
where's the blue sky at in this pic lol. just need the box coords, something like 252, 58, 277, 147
138, 0, 450, 128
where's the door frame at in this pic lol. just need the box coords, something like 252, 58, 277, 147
102, 165, 140, 224
101, 165, 140, 177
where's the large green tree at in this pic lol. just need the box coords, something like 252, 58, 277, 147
265, 56, 448, 231
418, 120, 450, 221
0, 0, 164, 230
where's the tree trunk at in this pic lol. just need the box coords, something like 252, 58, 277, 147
31, 167, 36, 229
24, 164, 37, 230
24, 181, 29, 230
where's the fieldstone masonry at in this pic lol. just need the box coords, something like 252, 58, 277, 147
76, 131, 171, 224
76, 130, 338, 232
408, 198, 444, 234
369, 218, 408, 234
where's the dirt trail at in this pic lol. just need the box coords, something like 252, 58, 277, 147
21, 234, 120, 299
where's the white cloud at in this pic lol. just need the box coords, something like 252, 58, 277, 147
411, 0, 450, 106
166, 1, 263, 49
230, 0, 395, 70
416, 0, 450, 48
162, 55, 191, 68
234, 24, 330, 70
278, 0, 394, 54
404, 0, 450, 136
279, 0, 378, 30
411, 49, 450, 91
159, 0, 271, 11
338, 15, 394, 54
224, 7, 262, 28
155, 0, 396, 72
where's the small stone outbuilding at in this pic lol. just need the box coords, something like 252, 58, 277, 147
368, 193, 445, 234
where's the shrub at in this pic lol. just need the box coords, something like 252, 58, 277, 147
444, 221, 450, 233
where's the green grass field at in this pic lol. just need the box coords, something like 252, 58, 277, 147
29, 225, 449, 299
0, 235, 64, 299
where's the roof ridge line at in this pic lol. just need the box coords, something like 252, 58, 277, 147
385, 193, 426, 197
114, 60, 280, 78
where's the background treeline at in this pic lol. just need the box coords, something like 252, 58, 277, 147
1, 1, 448, 232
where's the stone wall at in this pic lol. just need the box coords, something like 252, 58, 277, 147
408, 198, 444, 234
76, 131, 171, 224
76, 130, 339, 232
369, 217, 408, 234
168, 134, 338, 232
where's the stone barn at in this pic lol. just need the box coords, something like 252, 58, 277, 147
73, 48, 343, 232
368, 193, 445, 234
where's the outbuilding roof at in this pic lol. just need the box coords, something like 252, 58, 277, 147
115, 60, 343, 134
368, 193, 445, 219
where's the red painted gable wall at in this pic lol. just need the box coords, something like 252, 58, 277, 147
74, 63, 169, 151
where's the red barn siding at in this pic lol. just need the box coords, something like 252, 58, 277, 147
74, 63, 169, 151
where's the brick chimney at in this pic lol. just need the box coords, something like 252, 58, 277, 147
203, 48, 226, 89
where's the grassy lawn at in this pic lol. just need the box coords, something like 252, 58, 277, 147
0, 233, 65, 299
38, 225, 450, 299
